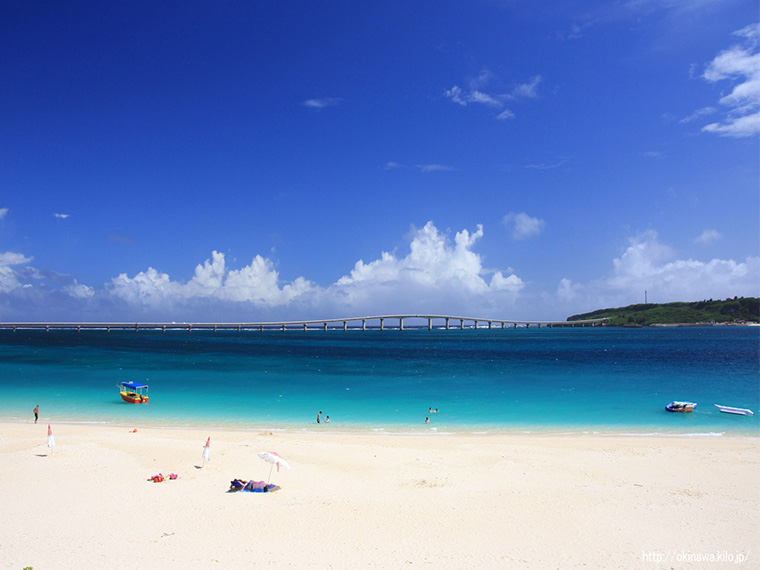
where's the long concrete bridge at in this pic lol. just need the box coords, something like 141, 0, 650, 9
0, 315, 607, 332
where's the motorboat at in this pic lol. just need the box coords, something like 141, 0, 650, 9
665, 401, 696, 413
119, 381, 149, 404
714, 404, 754, 416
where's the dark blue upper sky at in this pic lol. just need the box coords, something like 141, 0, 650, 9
1, 1, 758, 321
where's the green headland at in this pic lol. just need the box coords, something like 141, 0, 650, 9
568, 297, 760, 326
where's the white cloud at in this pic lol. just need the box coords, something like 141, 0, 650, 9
511, 75, 542, 99
0, 252, 32, 266
701, 23, 760, 137
64, 280, 94, 299
302, 97, 343, 109
680, 106, 716, 123
0, 252, 33, 293
54, 213, 70, 219
444, 71, 542, 120
695, 229, 722, 244
108, 251, 318, 308
468, 90, 502, 107
4, 224, 755, 323
332, 221, 524, 311
607, 230, 759, 300
0, 208, 8, 220
96, 222, 526, 317
557, 231, 759, 314
416, 164, 454, 173
384, 161, 403, 170
502, 212, 546, 240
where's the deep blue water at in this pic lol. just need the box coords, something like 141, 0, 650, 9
0, 327, 757, 434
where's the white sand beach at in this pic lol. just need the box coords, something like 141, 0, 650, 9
1, 422, 757, 569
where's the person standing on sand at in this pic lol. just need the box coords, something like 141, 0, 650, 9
317, 411, 321, 424
33, 405, 39, 424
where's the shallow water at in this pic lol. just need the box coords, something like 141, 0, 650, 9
1, 326, 757, 434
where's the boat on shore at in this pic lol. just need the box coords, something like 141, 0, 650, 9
714, 404, 754, 416
118, 381, 149, 404
666, 401, 696, 413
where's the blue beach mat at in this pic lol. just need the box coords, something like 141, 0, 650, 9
229, 479, 280, 493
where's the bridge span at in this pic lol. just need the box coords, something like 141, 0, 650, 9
0, 315, 607, 333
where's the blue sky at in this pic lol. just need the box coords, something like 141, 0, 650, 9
1, 0, 758, 322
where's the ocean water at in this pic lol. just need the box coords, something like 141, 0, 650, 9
0, 326, 757, 435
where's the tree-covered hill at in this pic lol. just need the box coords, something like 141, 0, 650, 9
568, 297, 760, 326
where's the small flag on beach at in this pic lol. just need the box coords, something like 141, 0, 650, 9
47, 424, 56, 453
201, 437, 211, 466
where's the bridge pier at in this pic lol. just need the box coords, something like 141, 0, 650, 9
428, 318, 432, 330
343, 321, 347, 332
399, 317, 404, 331
445, 318, 450, 330
362, 319, 366, 331
380, 318, 384, 331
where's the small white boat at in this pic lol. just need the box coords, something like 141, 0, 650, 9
714, 404, 754, 416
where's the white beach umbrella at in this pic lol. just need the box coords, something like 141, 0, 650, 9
47, 424, 55, 454
257, 451, 292, 484
201, 437, 211, 467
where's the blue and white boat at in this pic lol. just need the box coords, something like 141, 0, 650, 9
665, 401, 696, 413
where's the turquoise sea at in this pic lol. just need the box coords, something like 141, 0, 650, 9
0, 326, 758, 435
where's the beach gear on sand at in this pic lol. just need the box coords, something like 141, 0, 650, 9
257, 451, 292, 483
201, 437, 211, 467
47, 425, 55, 453
229, 479, 280, 493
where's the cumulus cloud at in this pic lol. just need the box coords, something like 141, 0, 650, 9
4, 224, 756, 323
0, 251, 94, 304
332, 221, 524, 313
695, 229, 722, 244
701, 23, 760, 137
108, 251, 318, 309
54, 213, 69, 219
556, 230, 760, 314
1, 222, 530, 320
607, 230, 759, 299
101, 223, 524, 317
0, 208, 8, 220
502, 212, 546, 240
0, 252, 33, 293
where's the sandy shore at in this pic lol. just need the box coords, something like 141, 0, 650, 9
1, 422, 757, 569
